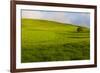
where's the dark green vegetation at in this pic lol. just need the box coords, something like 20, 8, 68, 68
21, 19, 90, 63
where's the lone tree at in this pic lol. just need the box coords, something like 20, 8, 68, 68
77, 26, 83, 32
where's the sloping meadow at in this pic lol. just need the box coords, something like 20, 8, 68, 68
21, 19, 90, 63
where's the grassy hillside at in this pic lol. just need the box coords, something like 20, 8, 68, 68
21, 18, 90, 63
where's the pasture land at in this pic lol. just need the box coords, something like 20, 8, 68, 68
21, 19, 90, 63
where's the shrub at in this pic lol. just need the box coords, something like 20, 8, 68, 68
77, 26, 84, 32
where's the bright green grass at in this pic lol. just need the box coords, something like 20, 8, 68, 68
21, 19, 90, 63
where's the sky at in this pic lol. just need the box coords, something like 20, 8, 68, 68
22, 10, 90, 27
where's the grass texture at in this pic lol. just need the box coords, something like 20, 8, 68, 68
21, 19, 90, 63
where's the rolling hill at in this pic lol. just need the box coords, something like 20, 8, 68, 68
21, 18, 90, 63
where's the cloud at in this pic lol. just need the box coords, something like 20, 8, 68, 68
41, 11, 72, 24
22, 10, 43, 19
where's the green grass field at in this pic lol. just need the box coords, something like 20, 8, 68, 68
21, 18, 90, 63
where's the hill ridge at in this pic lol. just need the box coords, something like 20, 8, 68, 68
22, 18, 88, 28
